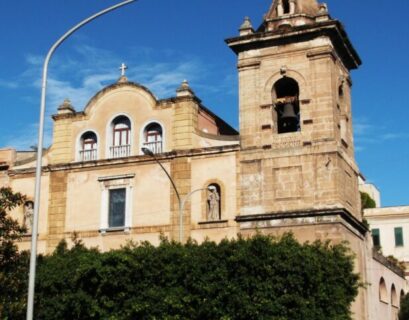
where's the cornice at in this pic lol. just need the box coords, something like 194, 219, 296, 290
226, 20, 361, 70
235, 207, 368, 236
8, 145, 240, 176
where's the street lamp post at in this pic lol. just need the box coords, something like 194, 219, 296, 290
141, 148, 207, 243
27, 1, 137, 319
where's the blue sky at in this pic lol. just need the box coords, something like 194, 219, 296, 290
0, 0, 408, 206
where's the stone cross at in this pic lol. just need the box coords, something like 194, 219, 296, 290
119, 63, 128, 76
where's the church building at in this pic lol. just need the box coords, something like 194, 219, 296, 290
0, 0, 407, 319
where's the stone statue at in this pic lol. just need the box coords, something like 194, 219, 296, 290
23, 201, 34, 233
207, 186, 220, 221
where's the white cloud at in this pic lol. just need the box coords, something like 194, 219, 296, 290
354, 118, 409, 152
25, 54, 43, 66
0, 80, 19, 89
3, 44, 222, 150
22, 45, 210, 113
4, 123, 52, 151
131, 60, 203, 98
354, 145, 365, 152
353, 120, 372, 136
380, 133, 409, 141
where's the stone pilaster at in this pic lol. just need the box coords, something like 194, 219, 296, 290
170, 157, 192, 242
50, 99, 75, 165
46, 171, 68, 253
172, 81, 199, 150
237, 61, 261, 150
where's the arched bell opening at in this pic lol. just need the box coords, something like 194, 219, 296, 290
273, 77, 300, 134
283, 0, 290, 14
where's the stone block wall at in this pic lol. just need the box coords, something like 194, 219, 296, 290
235, 37, 360, 218
239, 149, 361, 217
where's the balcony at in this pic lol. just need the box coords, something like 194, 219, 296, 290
110, 145, 131, 158
79, 149, 97, 162
142, 141, 162, 154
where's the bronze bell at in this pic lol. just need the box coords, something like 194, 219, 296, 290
281, 103, 297, 120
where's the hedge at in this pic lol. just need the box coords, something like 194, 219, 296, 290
21, 234, 360, 320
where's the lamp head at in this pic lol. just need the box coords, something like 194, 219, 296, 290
141, 147, 154, 156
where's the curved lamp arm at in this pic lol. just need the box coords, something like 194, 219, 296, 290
141, 148, 182, 203
179, 188, 208, 243
27, 1, 137, 319
180, 188, 207, 211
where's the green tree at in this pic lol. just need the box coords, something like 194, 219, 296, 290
0, 187, 29, 319
360, 192, 376, 211
400, 293, 409, 320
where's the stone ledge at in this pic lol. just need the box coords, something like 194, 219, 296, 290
19, 234, 47, 242
197, 220, 229, 229
235, 208, 368, 236
195, 130, 239, 142
8, 145, 240, 175
198, 219, 228, 225
98, 174, 135, 182
100, 227, 130, 235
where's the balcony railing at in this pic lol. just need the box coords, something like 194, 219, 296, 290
110, 145, 131, 158
79, 149, 97, 162
143, 141, 162, 154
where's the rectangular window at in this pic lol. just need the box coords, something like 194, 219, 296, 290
372, 228, 380, 247
394, 227, 404, 247
108, 188, 126, 228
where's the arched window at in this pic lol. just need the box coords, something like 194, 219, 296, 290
143, 123, 163, 154
110, 116, 131, 158
379, 278, 388, 303
273, 77, 300, 134
207, 184, 221, 221
391, 284, 398, 307
79, 131, 98, 161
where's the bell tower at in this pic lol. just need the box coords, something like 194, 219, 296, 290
227, 0, 364, 226
227, 4, 369, 315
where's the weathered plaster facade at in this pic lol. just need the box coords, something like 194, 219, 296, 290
365, 206, 409, 277
2, 79, 239, 252
0, 1, 407, 319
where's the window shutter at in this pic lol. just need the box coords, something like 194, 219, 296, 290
394, 227, 404, 247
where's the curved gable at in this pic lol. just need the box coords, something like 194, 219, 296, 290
83, 81, 158, 116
